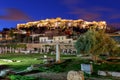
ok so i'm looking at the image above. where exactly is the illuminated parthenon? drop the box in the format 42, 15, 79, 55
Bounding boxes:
17, 17, 107, 30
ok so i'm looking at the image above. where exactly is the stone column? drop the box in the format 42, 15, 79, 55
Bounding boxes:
41, 47, 44, 54
9, 47, 12, 53
2, 47, 5, 53
63, 49, 65, 55
38, 48, 40, 53
5, 47, 7, 53
19, 48, 21, 53
44, 46, 46, 53
46, 47, 49, 53
40, 48, 42, 54
0, 47, 1, 54
12, 48, 15, 53
67, 71, 84, 80
56, 43, 60, 63
67, 49, 70, 54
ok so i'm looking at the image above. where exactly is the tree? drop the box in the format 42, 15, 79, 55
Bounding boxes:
91, 30, 117, 55
75, 29, 96, 54
2, 28, 10, 32
8, 30, 15, 39
111, 47, 120, 56
75, 29, 117, 62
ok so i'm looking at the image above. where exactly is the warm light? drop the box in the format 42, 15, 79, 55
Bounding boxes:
16, 17, 107, 30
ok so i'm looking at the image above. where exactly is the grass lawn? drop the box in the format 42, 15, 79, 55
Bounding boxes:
42, 57, 120, 73
0, 53, 119, 73
0, 53, 119, 80
0, 53, 45, 71
0, 53, 76, 71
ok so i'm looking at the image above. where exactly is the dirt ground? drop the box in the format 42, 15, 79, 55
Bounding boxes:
25, 72, 67, 80
25, 72, 120, 80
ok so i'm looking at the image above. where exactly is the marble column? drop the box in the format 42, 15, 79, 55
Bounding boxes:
56, 43, 60, 63
9, 47, 12, 53
5, 47, 7, 53
0, 47, 1, 54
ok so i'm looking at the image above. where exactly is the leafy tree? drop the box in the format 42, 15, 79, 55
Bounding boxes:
8, 30, 15, 39
75, 29, 117, 62
6, 44, 26, 49
111, 47, 120, 57
2, 28, 10, 32
75, 29, 96, 54
91, 30, 117, 55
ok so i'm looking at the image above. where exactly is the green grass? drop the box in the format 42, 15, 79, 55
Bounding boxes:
40, 58, 84, 73
0, 53, 119, 80
0, 53, 119, 73
8, 75, 50, 80
43, 58, 120, 73
0, 53, 76, 71
93, 63, 120, 72
0, 53, 45, 71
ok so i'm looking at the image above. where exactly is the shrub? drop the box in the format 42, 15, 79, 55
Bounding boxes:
38, 67, 48, 72
8, 75, 36, 80
93, 63, 120, 72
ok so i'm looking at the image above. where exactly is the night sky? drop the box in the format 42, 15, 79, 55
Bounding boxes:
0, 0, 120, 30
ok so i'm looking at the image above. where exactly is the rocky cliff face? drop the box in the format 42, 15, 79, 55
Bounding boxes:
17, 18, 106, 30
16, 18, 107, 36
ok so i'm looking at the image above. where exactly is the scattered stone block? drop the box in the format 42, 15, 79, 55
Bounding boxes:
16, 60, 21, 62
98, 70, 120, 77
0, 69, 11, 77
67, 71, 84, 80
1, 59, 22, 63
26, 66, 33, 72
81, 64, 93, 74
98, 71, 107, 76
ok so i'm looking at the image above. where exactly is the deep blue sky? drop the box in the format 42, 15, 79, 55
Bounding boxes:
0, 0, 120, 30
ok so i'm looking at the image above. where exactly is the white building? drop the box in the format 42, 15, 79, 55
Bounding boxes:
53, 36, 66, 43
39, 37, 48, 43
39, 36, 74, 44
53, 36, 73, 43
39, 37, 53, 43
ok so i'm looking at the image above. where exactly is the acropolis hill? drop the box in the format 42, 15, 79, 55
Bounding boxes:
17, 17, 106, 30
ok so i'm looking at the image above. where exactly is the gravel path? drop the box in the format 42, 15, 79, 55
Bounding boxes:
25, 72, 120, 80
25, 72, 67, 80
